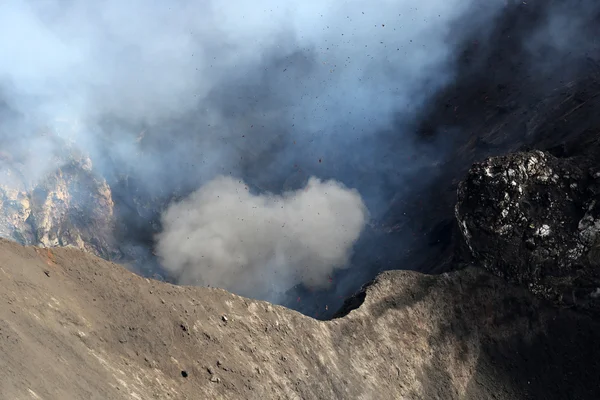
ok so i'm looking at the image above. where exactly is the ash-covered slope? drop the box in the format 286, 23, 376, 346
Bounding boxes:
0, 238, 598, 400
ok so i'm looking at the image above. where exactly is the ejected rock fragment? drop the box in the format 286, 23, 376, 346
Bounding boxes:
456, 150, 600, 314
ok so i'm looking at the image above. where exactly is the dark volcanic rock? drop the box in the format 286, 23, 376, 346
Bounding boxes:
456, 150, 600, 313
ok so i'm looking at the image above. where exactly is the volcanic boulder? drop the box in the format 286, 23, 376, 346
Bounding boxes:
456, 150, 600, 313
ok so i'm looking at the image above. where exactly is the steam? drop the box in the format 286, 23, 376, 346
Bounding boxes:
0, 0, 504, 189
156, 176, 367, 299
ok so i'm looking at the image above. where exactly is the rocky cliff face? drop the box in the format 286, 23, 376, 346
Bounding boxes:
0, 154, 119, 260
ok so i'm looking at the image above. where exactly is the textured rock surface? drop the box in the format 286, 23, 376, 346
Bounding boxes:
456, 150, 600, 314
0, 155, 119, 260
0, 239, 598, 399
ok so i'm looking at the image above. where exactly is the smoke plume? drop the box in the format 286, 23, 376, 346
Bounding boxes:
156, 176, 367, 299
0, 0, 503, 192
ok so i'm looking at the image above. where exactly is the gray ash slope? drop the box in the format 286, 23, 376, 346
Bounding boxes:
1, 239, 600, 399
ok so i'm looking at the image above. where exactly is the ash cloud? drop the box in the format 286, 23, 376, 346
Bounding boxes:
156, 176, 367, 299
0, 0, 503, 193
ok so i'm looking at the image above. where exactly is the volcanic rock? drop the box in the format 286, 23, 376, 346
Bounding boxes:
0, 154, 119, 260
456, 150, 600, 314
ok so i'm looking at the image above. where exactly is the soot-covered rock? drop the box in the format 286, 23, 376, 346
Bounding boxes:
456, 150, 600, 314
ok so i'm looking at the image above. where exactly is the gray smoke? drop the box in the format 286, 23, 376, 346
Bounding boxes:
156, 176, 367, 299
0, 0, 503, 187
524, 0, 600, 81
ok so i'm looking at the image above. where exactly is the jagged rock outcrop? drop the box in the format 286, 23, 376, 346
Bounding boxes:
456, 150, 600, 314
0, 154, 120, 260
0, 239, 598, 399
0, 167, 33, 243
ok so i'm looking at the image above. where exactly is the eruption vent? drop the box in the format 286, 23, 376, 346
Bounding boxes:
156, 176, 368, 300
